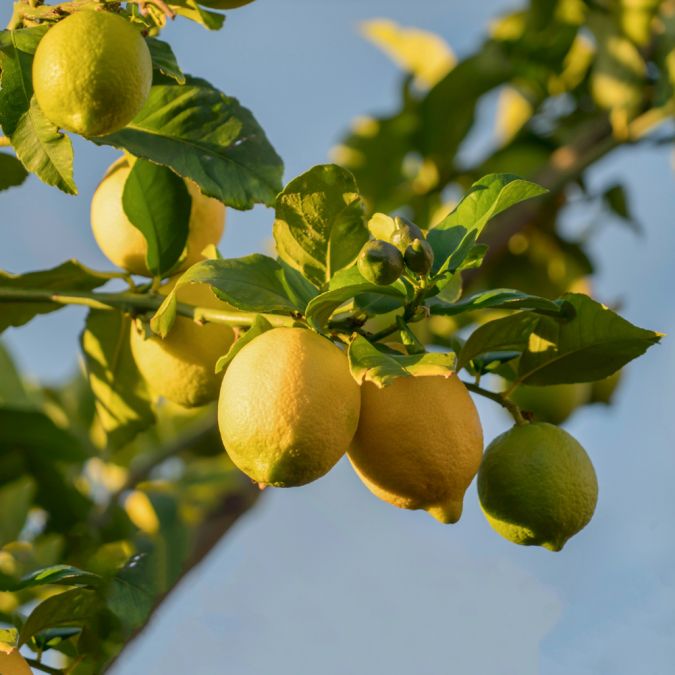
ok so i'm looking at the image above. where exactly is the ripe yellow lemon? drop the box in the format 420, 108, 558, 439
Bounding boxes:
131, 279, 235, 408
32, 11, 152, 137
91, 157, 225, 276
477, 422, 598, 551
218, 328, 360, 487
348, 375, 483, 524
0, 643, 32, 675
511, 383, 591, 425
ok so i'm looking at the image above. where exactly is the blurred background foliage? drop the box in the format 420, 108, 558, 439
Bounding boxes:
0, 0, 672, 672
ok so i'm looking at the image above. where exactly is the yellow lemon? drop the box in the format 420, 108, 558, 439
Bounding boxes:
91, 157, 225, 276
348, 374, 483, 524
218, 328, 361, 487
477, 422, 598, 551
131, 279, 235, 408
33, 11, 152, 137
0, 643, 32, 675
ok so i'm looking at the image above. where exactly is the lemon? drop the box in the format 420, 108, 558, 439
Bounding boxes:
357, 240, 404, 285
511, 383, 591, 425
131, 278, 235, 408
32, 11, 152, 137
0, 643, 32, 675
348, 374, 483, 523
218, 328, 361, 487
91, 157, 225, 276
477, 422, 598, 551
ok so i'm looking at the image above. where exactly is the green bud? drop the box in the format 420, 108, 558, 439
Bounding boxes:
357, 240, 404, 286
404, 238, 434, 276
391, 216, 425, 251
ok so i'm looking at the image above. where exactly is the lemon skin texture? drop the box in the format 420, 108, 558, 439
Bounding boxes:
0, 643, 33, 675
32, 11, 152, 137
218, 328, 361, 487
91, 158, 225, 276
348, 375, 484, 524
131, 279, 235, 408
511, 383, 590, 425
477, 422, 598, 551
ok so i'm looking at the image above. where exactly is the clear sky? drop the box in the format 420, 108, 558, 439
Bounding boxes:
1, 2, 674, 674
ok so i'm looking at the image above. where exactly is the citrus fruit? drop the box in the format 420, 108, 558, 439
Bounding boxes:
0, 643, 32, 675
131, 278, 235, 408
32, 11, 152, 137
357, 240, 404, 285
477, 422, 598, 551
404, 238, 434, 275
589, 370, 622, 405
218, 328, 360, 487
511, 383, 591, 425
91, 157, 225, 276
391, 216, 424, 251
348, 374, 483, 523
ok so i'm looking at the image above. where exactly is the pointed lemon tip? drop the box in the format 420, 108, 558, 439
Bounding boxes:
426, 499, 463, 524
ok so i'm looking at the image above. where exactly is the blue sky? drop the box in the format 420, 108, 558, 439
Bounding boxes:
1, 1, 674, 673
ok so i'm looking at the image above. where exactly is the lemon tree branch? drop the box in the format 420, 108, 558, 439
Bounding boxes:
463, 380, 528, 426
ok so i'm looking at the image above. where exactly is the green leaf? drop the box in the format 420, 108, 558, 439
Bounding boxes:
169, 0, 227, 30
0, 408, 90, 463
0, 341, 32, 408
397, 316, 425, 354
80, 311, 156, 450
0, 152, 28, 191
0, 476, 35, 547
277, 259, 320, 311
348, 335, 456, 387
106, 553, 157, 632
122, 159, 191, 276
10, 565, 101, 592
95, 76, 283, 209
215, 314, 272, 374
273, 165, 367, 289
0, 260, 109, 333
146, 37, 185, 84
19, 588, 100, 646
458, 311, 542, 370
305, 266, 406, 330
516, 294, 662, 385
170, 256, 300, 315
429, 288, 565, 317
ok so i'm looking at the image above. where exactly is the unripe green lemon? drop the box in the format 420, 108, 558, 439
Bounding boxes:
199, 0, 255, 8
131, 278, 235, 408
511, 383, 591, 425
91, 157, 225, 276
478, 423, 598, 551
589, 370, 623, 405
0, 642, 32, 675
404, 238, 434, 275
218, 328, 361, 487
357, 240, 404, 285
33, 11, 152, 137
391, 216, 425, 251
348, 375, 483, 524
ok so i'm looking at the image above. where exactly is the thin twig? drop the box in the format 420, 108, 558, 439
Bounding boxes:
463, 380, 527, 426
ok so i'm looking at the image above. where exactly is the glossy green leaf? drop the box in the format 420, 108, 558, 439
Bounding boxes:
305, 266, 406, 329
122, 159, 192, 276
95, 77, 283, 209
0, 260, 109, 333
0, 152, 28, 191
10, 565, 101, 592
19, 588, 100, 646
273, 164, 367, 289
169, 1, 227, 30
81, 311, 155, 450
106, 553, 158, 632
0, 341, 32, 408
429, 288, 565, 317
146, 37, 185, 84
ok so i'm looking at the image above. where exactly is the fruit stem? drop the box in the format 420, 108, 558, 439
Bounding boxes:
462, 381, 528, 426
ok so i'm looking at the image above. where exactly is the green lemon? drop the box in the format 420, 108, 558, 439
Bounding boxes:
391, 216, 425, 251
32, 11, 152, 137
357, 240, 404, 285
404, 238, 434, 275
511, 383, 590, 425
477, 422, 598, 551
